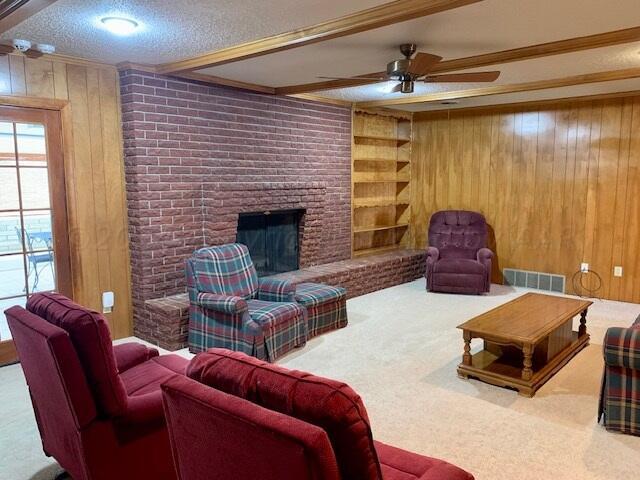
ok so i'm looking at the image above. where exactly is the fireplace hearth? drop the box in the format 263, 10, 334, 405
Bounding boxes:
236, 209, 303, 276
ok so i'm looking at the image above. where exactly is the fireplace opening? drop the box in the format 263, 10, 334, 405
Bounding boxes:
236, 209, 303, 276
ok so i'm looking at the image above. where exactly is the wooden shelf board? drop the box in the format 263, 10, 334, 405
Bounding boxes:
353, 134, 411, 144
353, 198, 410, 208
353, 244, 400, 257
353, 178, 410, 184
353, 157, 410, 163
353, 223, 409, 233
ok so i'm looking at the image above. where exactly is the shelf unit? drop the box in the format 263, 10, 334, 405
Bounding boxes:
351, 108, 412, 257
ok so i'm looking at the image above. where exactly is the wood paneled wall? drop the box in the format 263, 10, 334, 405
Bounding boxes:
411, 95, 640, 303
0, 54, 132, 338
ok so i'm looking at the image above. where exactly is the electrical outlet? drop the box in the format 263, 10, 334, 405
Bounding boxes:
102, 291, 114, 314
614, 266, 623, 277
580, 263, 589, 273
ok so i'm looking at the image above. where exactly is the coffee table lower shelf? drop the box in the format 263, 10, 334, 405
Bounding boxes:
457, 332, 589, 397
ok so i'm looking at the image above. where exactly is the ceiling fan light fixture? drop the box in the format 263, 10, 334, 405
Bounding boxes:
101, 17, 139, 36
400, 80, 414, 94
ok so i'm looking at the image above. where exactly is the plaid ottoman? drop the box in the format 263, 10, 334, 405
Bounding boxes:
294, 283, 348, 338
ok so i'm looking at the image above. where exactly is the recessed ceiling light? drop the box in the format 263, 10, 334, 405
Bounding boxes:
101, 17, 139, 36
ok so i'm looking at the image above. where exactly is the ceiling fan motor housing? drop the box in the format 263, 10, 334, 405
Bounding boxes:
387, 58, 411, 77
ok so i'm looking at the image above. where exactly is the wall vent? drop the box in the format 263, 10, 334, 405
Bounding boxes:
503, 268, 565, 293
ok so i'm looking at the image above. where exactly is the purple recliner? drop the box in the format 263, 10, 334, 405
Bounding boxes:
425, 210, 493, 294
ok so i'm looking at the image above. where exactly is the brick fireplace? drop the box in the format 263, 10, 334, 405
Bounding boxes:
203, 181, 331, 267
119, 69, 352, 342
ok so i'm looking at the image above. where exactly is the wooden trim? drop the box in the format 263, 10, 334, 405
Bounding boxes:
413, 90, 640, 117
3, 52, 117, 71
117, 62, 276, 94
0, 105, 73, 297
354, 106, 412, 119
278, 26, 640, 94
0, 94, 67, 110
431, 26, 640, 73
277, 75, 387, 95
116, 61, 158, 73
58, 100, 76, 298
287, 93, 352, 106
176, 71, 276, 94
156, 0, 482, 74
0, 0, 57, 33
44, 108, 72, 297
45, 52, 116, 70
0, 340, 17, 365
356, 67, 640, 107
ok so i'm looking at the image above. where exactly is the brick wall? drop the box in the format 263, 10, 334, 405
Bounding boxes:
119, 69, 352, 341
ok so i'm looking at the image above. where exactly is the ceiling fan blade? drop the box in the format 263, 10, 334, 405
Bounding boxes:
407, 52, 443, 76
423, 71, 501, 83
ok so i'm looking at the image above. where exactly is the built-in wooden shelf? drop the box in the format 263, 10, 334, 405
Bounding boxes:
353, 223, 409, 234
352, 109, 412, 258
353, 157, 410, 163
353, 198, 410, 208
353, 134, 411, 144
353, 178, 410, 184
353, 245, 400, 257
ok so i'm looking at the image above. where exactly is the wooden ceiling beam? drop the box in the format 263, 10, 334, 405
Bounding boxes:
413, 89, 640, 116
176, 71, 276, 94
355, 67, 640, 108
277, 26, 640, 95
286, 93, 352, 107
156, 0, 483, 74
117, 62, 276, 94
0, 0, 58, 34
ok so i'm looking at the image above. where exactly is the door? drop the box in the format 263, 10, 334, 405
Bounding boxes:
0, 106, 71, 365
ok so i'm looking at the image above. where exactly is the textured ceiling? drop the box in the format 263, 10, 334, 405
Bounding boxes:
3, 0, 640, 110
2, 0, 385, 64
199, 0, 640, 88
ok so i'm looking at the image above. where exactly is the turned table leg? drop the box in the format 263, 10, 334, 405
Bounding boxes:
462, 331, 472, 366
522, 343, 534, 381
579, 309, 588, 337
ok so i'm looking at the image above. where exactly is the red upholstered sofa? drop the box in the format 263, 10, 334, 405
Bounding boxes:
5, 292, 189, 480
162, 348, 474, 480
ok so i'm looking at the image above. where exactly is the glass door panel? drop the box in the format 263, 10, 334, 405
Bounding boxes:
22, 210, 55, 293
0, 120, 57, 341
0, 121, 15, 166
16, 123, 47, 167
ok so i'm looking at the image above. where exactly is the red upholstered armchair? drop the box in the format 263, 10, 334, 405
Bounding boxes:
426, 210, 493, 294
5, 292, 188, 480
162, 349, 474, 480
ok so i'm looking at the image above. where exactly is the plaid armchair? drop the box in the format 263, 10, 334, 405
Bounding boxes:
186, 243, 307, 362
598, 316, 640, 435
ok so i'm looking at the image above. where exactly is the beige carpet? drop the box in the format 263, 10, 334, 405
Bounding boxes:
2, 280, 640, 479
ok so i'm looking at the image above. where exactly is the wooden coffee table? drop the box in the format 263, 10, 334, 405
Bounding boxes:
457, 293, 592, 397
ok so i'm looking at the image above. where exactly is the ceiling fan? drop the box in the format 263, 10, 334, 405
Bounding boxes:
0, 39, 55, 59
318, 44, 500, 94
